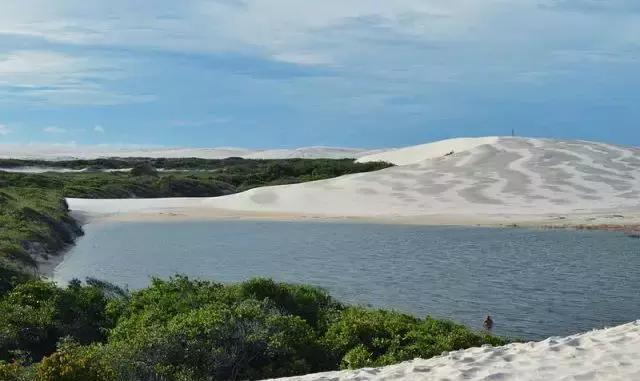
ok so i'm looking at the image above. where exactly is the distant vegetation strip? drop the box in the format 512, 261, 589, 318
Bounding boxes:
0, 157, 390, 171
0, 276, 508, 380
0, 158, 392, 282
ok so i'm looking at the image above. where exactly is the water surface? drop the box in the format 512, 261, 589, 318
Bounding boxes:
54, 220, 640, 340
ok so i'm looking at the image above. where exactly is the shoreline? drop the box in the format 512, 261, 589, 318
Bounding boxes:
36, 245, 72, 280
70, 206, 640, 234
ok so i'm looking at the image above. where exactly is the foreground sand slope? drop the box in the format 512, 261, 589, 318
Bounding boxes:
267, 320, 640, 381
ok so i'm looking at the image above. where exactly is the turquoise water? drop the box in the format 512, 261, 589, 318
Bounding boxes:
54, 220, 640, 340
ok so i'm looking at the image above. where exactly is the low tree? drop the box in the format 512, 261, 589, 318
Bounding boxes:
130, 162, 158, 177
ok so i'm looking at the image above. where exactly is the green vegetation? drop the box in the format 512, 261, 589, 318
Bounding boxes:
0, 156, 391, 173
0, 187, 81, 290
0, 158, 391, 279
1, 158, 391, 198
0, 158, 505, 379
0, 276, 508, 380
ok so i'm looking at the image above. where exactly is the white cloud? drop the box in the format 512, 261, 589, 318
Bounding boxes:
0, 0, 637, 113
0, 1, 487, 61
43, 126, 67, 134
0, 124, 11, 135
271, 52, 333, 65
93, 125, 105, 133
0, 50, 101, 86
0, 2, 634, 63
0, 50, 153, 106
0, 1, 635, 77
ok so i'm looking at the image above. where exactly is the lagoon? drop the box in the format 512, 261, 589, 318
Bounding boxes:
54, 220, 640, 340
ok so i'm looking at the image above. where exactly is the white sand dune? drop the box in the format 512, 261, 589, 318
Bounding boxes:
244, 147, 385, 160
203, 137, 640, 218
66, 137, 640, 226
356, 136, 500, 165
0, 166, 92, 173
0, 144, 373, 160
268, 320, 640, 381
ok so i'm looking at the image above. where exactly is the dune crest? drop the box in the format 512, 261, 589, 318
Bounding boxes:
356, 136, 500, 165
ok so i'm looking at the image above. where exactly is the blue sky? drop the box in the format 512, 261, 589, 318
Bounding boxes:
0, 0, 639, 148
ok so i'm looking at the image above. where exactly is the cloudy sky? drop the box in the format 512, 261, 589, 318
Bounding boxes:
0, 0, 639, 148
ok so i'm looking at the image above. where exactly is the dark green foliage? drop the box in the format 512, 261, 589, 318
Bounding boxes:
0, 276, 509, 380
323, 307, 420, 368
0, 187, 82, 268
130, 162, 158, 177
110, 299, 317, 380
236, 278, 342, 332
0, 157, 392, 174
36, 339, 115, 381
0, 259, 33, 297
0, 280, 114, 362
323, 309, 508, 369
0, 359, 34, 381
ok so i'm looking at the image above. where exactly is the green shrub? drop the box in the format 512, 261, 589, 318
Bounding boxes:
110, 300, 316, 380
0, 280, 114, 362
36, 340, 114, 381
323, 308, 508, 369
130, 162, 158, 177
0, 260, 33, 297
0, 276, 507, 380
235, 278, 342, 331
0, 360, 33, 381
323, 307, 420, 368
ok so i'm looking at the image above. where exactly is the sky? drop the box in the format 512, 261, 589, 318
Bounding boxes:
0, 0, 639, 149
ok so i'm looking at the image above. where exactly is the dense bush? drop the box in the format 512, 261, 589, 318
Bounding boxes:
0, 157, 392, 174
0, 279, 115, 362
0, 188, 82, 269
36, 340, 114, 381
0, 259, 32, 297
130, 163, 158, 177
0, 277, 508, 380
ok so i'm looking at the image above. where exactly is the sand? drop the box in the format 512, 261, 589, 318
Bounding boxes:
356, 136, 500, 165
267, 320, 640, 381
0, 144, 376, 160
66, 137, 640, 231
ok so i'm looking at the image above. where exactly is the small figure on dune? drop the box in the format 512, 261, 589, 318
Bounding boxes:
444, 150, 455, 157
483, 315, 494, 330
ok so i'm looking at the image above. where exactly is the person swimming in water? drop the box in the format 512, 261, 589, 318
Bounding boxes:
483, 315, 494, 330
